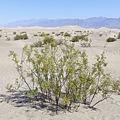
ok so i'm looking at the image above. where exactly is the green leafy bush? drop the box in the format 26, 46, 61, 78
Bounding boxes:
8, 42, 118, 114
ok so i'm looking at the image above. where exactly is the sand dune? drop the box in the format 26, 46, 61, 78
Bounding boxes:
0, 26, 120, 120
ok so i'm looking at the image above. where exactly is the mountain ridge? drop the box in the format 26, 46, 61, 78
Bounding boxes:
1, 17, 120, 28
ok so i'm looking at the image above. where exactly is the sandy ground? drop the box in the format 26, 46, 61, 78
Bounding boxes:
0, 26, 120, 120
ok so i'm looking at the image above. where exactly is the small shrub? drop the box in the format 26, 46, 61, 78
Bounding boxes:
52, 32, 55, 34
43, 36, 55, 44
106, 37, 116, 42
6, 37, 10, 41
81, 37, 92, 47
21, 34, 28, 39
99, 34, 102, 37
40, 32, 50, 37
0, 35, 2, 37
14, 34, 28, 40
71, 36, 80, 42
33, 34, 38, 37
13, 32, 16, 35
104, 37, 116, 48
55, 33, 61, 36
20, 31, 26, 34
32, 40, 43, 47
60, 32, 64, 34
64, 32, 71, 38
56, 39, 63, 45
14, 34, 21, 40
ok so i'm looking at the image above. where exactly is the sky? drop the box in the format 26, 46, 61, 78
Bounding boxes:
0, 0, 120, 24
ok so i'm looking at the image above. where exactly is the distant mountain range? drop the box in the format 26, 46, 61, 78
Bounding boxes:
1, 17, 120, 28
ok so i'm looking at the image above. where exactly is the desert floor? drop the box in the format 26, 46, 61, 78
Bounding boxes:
0, 26, 120, 120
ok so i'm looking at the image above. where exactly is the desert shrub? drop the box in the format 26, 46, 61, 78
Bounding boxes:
14, 34, 21, 40
56, 39, 63, 45
0, 35, 2, 37
117, 32, 120, 39
64, 32, 71, 38
106, 37, 116, 42
80, 37, 92, 47
20, 31, 26, 34
75, 30, 82, 32
104, 37, 116, 48
40, 32, 50, 37
8, 42, 119, 114
99, 34, 102, 37
52, 32, 55, 34
33, 34, 38, 37
71, 35, 88, 43
43, 35, 55, 44
6, 37, 10, 41
79, 35, 87, 39
13, 32, 16, 35
55, 33, 61, 36
71, 36, 80, 42
14, 34, 28, 40
21, 34, 28, 39
32, 40, 43, 47
60, 32, 64, 34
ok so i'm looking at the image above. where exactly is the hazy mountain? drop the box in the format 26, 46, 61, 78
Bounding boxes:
1, 17, 120, 28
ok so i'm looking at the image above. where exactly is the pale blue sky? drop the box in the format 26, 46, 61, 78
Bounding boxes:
0, 0, 120, 24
